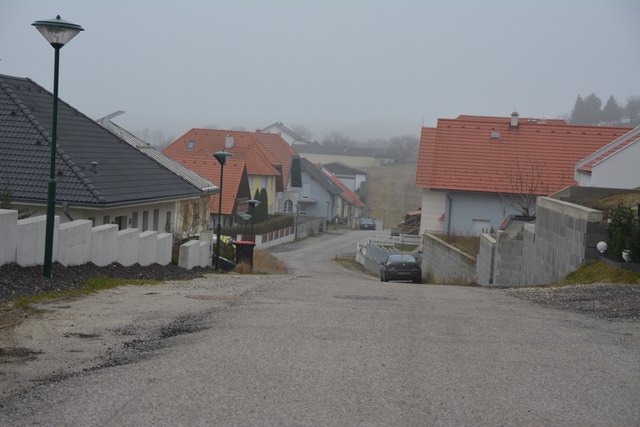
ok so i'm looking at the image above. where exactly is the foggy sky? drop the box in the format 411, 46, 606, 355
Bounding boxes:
2, 0, 639, 142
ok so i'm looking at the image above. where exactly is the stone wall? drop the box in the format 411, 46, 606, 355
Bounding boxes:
476, 234, 495, 285
478, 197, 608, 286
422, 234, 476, 284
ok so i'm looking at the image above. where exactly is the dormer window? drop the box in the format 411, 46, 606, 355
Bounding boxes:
187, 140, 195, 149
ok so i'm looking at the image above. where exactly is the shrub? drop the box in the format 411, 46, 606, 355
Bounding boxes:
608, 204, 639, 262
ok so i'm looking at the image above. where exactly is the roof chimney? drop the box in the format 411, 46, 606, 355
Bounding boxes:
510, 112, 519, 127
91, 161, 99, 173
224, 134, 234, 149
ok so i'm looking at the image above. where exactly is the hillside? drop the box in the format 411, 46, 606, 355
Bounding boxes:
363, 162, 422, 229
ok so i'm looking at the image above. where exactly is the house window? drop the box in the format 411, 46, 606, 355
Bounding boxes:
115, 216, 126, 230
472, 219, 491, 235
153, 209, 159, 231
142, 211, 149, 231
165, 211, 172, 232
187, 140, 195, 149
284, 200, 294, 213
298, 204, 307, 215
103, 215, 110, 225
132, 212, 138, 228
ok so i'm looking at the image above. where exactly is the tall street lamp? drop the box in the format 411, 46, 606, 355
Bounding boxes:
247, 199, 261, 242
213, 151, 232, 270
32, 15, 84, 278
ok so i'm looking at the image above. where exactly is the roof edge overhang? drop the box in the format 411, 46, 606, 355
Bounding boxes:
12, 192, 214, 210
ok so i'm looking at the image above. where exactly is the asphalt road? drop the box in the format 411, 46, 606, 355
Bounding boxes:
1, 230, 639, 426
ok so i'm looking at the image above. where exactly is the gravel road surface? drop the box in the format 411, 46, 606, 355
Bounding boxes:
1, 230, 639, 426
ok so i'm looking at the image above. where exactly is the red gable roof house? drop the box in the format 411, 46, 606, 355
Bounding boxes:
163, 129, 302, 216
575, 125, 640, 189
415, 113, 632, 235
173, 156, 251, 228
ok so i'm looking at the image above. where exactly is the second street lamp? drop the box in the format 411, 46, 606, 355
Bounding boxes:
213, 151, 231, 270
247, 199, 261, 242
32, 15, 84, 278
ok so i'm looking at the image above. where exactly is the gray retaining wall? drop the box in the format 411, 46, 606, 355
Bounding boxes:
422, 234, 476, 284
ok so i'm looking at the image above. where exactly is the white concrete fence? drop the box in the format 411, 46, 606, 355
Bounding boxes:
0, 209, 172, 269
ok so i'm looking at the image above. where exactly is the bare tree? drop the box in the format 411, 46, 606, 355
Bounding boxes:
500, 159, 559, 217
290, 123, 313, 141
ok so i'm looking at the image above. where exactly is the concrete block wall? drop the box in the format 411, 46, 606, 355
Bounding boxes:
0, 209, 18, 265
477, 197, 608, 287
178, 240, 200, 270
58, 220, 92, 267
0, 210, 178, 270
156, 233, 173, 266
198, 241, 211, 267
493, 228, 525, 286
16, 215, 59, 267
476, 233, 495, 285
527, 197, 603, 284
138, 231, 158, 267
422, 234, 476, 284
91, 224, 118, 267
117, 228, 140, 267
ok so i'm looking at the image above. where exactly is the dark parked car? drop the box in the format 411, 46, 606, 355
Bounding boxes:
380, 254, 422, 283
360, 218, 376, 230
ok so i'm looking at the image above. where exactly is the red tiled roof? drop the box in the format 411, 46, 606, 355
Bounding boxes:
416, 115, 632, 195
577, 127, 640, 174
327, 173, 365, 208
163, 129, 280, 178
174, 156, 248, 215
253, 132, 299, 188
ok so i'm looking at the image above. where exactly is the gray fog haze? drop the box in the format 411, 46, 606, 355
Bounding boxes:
2, 0, 639, 141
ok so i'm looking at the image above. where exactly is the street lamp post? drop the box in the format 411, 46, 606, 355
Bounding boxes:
32, 15, 84, 278
213, 151, 232, 270
238, 213, 251, 239
247, 199, 261, 242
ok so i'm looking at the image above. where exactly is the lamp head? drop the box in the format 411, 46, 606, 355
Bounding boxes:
32, 15, 84, 48
248, 199, 261, 208
213, 151, 232, 165
596, 241, 608, 255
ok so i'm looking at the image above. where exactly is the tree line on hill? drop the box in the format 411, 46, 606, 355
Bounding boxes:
569, 94, 640, 127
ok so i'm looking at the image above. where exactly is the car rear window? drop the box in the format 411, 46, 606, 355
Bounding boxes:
388, 255, 416, 263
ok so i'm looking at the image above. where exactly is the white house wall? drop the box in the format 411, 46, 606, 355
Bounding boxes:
420, 189, 446, 235
590, 141, 640, 188
299, 171, 334, 219
446, 191, 525, 235
13, 200, 184, 235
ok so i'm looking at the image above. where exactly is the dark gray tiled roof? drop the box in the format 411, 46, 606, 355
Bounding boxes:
0, 74, 209, 207
300, 158, 341, 195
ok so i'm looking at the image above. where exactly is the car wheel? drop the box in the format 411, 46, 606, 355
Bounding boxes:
413, 276, 421, 284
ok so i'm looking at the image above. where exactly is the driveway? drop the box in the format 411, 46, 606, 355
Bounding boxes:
1, 230, 639, 426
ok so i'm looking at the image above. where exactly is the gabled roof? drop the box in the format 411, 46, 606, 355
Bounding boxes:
97, 112, 217, 192
174, 156, 249, 215
163, 129, 281, 180
253, 131, 301, 188
416, 114, 632, 195
300, 158, 342, 195
0, 74, 208, 207
261, 122, 312, 144
576, 126, 640, 175
322, 162, 367, 176
326, 172, 365, 208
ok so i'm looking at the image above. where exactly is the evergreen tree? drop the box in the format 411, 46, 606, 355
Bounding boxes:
602, 95, 622, 124
257, 188, 269, 223
583, 93, 603, 124
569, 95, 587, 124
625, 96, 640, 126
